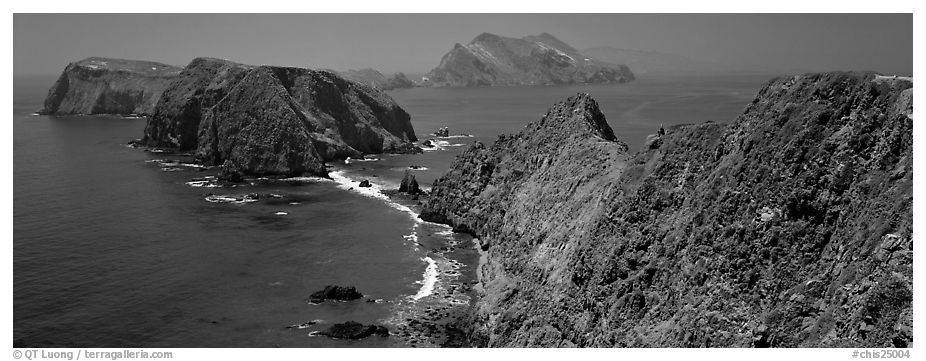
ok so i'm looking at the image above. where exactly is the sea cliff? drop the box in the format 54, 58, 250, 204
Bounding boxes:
138, 57, 419, 178
421, 72, 913, 347
41, 57, 182, 116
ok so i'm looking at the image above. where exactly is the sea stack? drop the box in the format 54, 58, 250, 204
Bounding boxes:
425, 32, 635, 87
40, 57, 182, 116
422, 72, 912, 347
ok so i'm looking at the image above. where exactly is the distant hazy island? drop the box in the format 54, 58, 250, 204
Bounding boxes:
423, 32, 635, 87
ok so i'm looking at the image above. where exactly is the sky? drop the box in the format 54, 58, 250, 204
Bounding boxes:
14, 13, 913, 76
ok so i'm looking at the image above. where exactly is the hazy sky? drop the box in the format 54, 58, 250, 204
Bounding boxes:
14, 13, 913, 76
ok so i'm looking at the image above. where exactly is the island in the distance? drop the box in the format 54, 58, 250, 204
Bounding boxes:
338, 68, 415, 90
41, 57, 182, 116
41, 57, 419, 179
424, 32, 635, 87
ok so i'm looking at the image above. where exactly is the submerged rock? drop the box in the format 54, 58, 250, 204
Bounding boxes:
308, 285, 364, 303
319, 321, 390, 339
434, 127, 450, 137
41, 57, 182, 115
358, 180, 372, 188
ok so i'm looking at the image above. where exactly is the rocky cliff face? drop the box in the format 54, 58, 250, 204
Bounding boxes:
339, 68, 415, 90
425, 32, 635, 87
41, 57, 182, 115
142, 58, 418, 177
421, 72, 912, 347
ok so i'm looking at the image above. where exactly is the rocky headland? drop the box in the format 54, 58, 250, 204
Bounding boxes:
40, 57, 182, 116
421, 71, 913, 347
142, 58, 419, 178
425, 32, 635, 87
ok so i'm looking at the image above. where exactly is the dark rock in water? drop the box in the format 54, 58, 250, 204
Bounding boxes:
358, 180, 372, 188
217, 159, 244, 182
425, 32, 634, 87
308, 285, 364, 303
422, 139, 435, 148
136, 57, 419, 178
434, 127, 450, 137
319, 321, 389, 339
399, 170, 421, 194
422, 72, 913, 347
41, 57, 182, 116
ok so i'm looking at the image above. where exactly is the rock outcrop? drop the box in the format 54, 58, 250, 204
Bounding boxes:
308, 285, 364, 303
141, 57, 419, 178
41, 57, 182, 115
319, 321, 390, 339
339, 68, 415, 90
399, 170, 422, 195
425, 32, 634, 87
421, 72, 912, 347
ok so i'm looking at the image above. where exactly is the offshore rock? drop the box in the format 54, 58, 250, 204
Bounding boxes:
41, 57, 182, 115
399, 170, 422, 195
319, 321, 390, 339
308, 285, 364, 303
421, 72, 912, 347
425, 32, 634, 87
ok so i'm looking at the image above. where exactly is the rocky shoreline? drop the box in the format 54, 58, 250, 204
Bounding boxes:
420, 72, 913, 347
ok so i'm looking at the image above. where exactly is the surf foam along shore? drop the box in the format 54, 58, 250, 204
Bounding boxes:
412, 256, 439, 300
326, 168, 462, 304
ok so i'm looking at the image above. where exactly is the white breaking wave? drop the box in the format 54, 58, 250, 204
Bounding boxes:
279, 176, 332, 183
412, 256, 439, 300
275, 211, 288, 216
186, 180, 222, 188
205, 195, 258, 204
437, 134, 475, 139
328, 170, 421, 222
147, 159, 208, 169
344, 157, 380, 164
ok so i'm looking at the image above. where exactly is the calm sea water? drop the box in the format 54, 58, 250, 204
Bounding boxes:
13, 73, 772, 347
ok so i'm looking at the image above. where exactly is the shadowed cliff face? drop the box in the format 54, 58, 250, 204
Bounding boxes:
41, 57, 182, 116
425, 32, 635, 87
421, 72, 912, 347
142, 58, 254, 150
140, 58, 419, 177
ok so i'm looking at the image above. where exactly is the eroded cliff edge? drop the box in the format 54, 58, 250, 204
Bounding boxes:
41, 57, 182, 115
140, 57, 419, 178
421, 72, 913, 347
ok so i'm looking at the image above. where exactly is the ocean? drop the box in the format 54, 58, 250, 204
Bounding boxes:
13, 73, 772, 347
